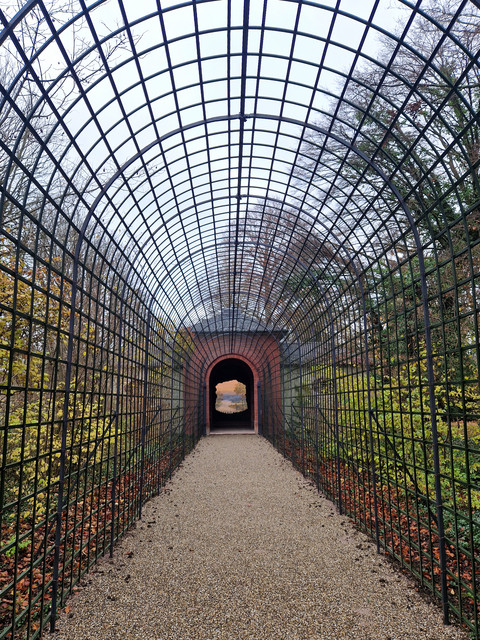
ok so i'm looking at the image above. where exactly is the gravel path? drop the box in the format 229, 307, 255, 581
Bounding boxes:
54, 435, 469, 640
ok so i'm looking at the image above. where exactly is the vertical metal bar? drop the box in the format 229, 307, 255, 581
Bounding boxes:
157, 324, 166, 494
315, 399, 320, 492
298, 344, 305, 475
257, 381, 262, 435
419, 257, 449, 624
110, 289, 125, 557
203, 382, 207, 436
331, 310, 342, 515
181, 370, 186, 460
50, 269, 79, 632
281, 357, 286, 449
284, 358, 288, 458
359, 276, 381, 553
169, 341, 175, 479
138, 309, 151, 520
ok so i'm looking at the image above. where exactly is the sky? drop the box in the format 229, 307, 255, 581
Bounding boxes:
0, 0, 408, 323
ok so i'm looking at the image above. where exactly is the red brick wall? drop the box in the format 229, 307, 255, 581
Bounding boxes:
184, 333, 282, 436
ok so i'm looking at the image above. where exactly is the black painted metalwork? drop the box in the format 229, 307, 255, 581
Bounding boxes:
1, 0, 480, 637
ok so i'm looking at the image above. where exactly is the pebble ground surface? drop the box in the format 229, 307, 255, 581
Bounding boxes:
54, 435, 470, 640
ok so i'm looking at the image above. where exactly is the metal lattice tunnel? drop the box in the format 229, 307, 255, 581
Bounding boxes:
1, 0, 480, 636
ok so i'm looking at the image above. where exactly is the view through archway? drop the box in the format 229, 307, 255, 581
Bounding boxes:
215, 380, 247, 414
208, 358, 255, 432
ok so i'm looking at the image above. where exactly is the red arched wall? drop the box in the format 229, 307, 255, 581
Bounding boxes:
205, 354, 259, 434
184, 333, 282, 438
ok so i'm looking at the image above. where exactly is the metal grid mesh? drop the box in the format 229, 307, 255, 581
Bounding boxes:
1, 0, 480, 636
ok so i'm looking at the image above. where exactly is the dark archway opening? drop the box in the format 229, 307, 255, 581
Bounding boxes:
209, 358, 254, 432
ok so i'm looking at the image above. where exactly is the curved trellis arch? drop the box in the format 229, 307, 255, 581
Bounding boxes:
1, 0, 480, 637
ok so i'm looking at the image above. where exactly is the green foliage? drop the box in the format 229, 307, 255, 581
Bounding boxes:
0, 239, 116, 522
303, 351, 480, 528
4, 537, 30, 558
445, 510, 480, 550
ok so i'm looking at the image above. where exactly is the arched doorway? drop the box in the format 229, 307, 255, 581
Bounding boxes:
207, 357, 256, 433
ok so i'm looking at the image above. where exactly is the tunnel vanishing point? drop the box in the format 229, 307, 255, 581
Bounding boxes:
1, 0, 480, 637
